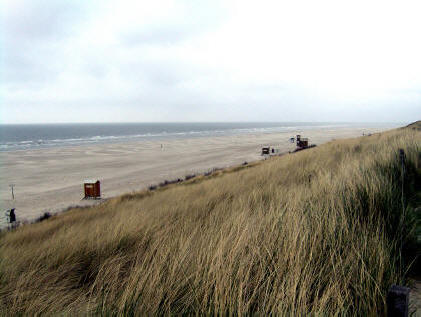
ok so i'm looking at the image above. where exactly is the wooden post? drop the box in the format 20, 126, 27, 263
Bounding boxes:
387, 285, 410, 317
9, 184, 15, 200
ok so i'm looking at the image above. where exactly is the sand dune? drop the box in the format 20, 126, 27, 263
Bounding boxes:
0, 125, 398, 227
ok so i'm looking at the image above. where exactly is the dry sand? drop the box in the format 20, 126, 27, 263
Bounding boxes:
0, 125, 399, 228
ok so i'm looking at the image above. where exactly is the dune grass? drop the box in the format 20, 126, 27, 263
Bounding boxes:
0, 125, 420, 315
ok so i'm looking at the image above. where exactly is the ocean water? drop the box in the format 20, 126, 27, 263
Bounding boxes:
0, 122, 389, 152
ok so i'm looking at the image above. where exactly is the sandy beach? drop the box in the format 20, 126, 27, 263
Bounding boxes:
0, 124, 399, 227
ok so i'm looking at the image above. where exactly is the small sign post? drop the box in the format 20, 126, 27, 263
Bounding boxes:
9, 184, 15, 200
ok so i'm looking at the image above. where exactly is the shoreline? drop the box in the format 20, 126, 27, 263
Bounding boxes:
0, 122, 400, 153
0, 124, 400, 227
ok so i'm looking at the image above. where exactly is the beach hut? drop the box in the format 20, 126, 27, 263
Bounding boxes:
84, 180, 101, 199
261, 146, 270, 155
261, 146, 280, 156
296, 135, 309, 148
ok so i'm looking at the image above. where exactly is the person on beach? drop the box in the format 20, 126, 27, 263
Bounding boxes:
9, 208, 16, 223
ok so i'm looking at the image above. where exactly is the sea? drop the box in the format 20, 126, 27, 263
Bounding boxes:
0, 122, 398, 152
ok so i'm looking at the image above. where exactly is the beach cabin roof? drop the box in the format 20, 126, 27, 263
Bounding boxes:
84, 179, 99, 184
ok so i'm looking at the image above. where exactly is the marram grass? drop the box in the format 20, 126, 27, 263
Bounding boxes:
0, 125, 420, 315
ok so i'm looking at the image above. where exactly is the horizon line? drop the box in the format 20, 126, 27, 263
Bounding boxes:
0, 121, 409, 125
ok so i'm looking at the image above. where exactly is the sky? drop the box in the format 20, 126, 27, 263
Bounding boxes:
1, 0, 420, 123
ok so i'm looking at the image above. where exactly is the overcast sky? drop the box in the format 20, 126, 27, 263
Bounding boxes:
1, 0, 420, 123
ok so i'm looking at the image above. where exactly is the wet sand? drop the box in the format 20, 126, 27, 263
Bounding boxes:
0, 124, 399, 227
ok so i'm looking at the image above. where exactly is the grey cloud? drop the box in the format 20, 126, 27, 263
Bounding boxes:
1, 46, 62, 86
82, 58, 109, 79
2, 1, 88, 42
115, 57, 206, 88
1, 1, 90, 85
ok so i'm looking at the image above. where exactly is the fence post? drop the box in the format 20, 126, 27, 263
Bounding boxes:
9, 184, 15, 200
387, 285, 410, 317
